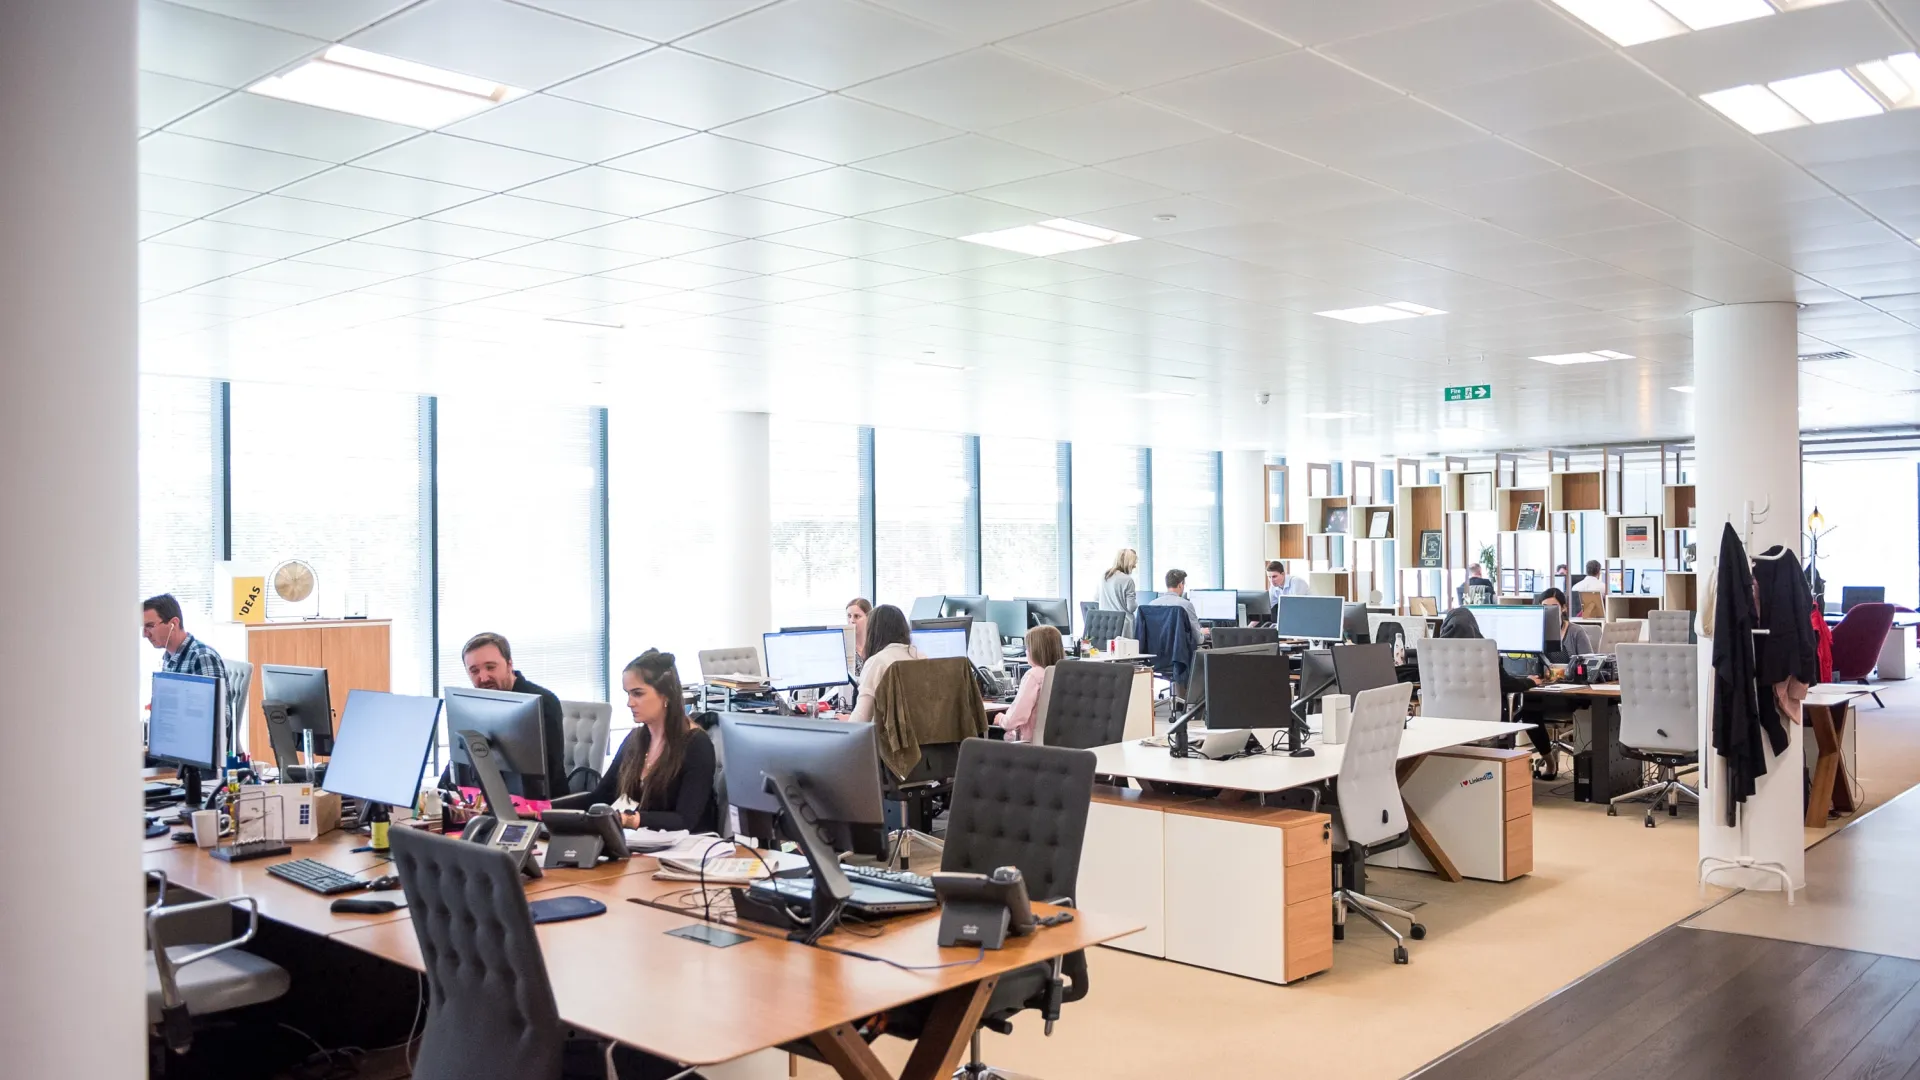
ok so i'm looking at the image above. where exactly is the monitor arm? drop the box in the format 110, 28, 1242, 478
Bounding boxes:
761, 769, 852, 946
453, 729, 521, 823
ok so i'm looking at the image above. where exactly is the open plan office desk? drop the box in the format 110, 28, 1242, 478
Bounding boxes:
144, 829, 1136, 1079
1805, 684, 1874, 828
1079, 716, 1529, 985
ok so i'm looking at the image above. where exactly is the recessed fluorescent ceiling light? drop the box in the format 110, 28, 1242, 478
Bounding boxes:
960, 218, 1139, 257
1701, 84, 1808, 133
1306, 411, 1364, 420
916, 359, 972, 371
1671, 385, 1696, 393
1768, 69, 1884, 123
249, 45, 525, 128
1131, 390, 1194, 400
1653, 0, 1775, 30
1548, 0, 1686, 45
1314, 301, 1447, 324
1531, 350, 1633, 365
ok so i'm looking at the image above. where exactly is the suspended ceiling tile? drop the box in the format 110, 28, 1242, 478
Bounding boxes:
1001, 0, 1294, 91
441, 93, 692, 164
677, 0, 970, 90
549, 46, 819, 130
343, 0, 650, 89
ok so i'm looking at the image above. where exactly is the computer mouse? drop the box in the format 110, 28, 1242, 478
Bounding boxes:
365, 874, 401, 891
331, 897, 401, 914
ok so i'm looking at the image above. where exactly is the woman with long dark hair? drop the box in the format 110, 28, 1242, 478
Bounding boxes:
848, 604, 921, 726
580, 649, 717, 833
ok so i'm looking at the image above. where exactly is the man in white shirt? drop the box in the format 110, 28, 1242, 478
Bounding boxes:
1571, 559, 1607, 593
1267, 560, 1311, 609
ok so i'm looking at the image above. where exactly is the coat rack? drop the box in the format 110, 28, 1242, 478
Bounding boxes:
1697, 497, 1799, 904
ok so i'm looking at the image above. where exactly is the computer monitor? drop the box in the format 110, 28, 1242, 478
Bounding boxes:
718, 712, 887, 941
320, 690, 443, 811
911, 626, 969, 659
1189, 589, 1239, 622
1622, 569, 1635, 593
1341, 602, 1370, 642
150, 671, 220, 804
1187, 643, 1278, 707
1466, 605, 1547, 653
911, 616, 973, 637
909, 595, 946, 621
1276, 595, 1344, 640
981, 599, 1031, 641
260, 663, 335, 759
1640, 569, 1661, 596
1331, 643, 1398, 698
1542, 603, 1564, 645
763, 628, 853, 691
941, 595, 984, 618
1017, 597, 1071, 632
1842, 586, 1885, 612
1297, 649, 1337, 706
444, 687, 551, 801
1237, 590, 1273, 620
1205, 650, 1305, 754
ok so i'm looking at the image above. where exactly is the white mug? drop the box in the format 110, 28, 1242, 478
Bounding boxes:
190, 808, 224, 848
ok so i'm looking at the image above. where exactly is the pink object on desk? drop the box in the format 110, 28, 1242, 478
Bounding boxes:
457, 786, 551, 817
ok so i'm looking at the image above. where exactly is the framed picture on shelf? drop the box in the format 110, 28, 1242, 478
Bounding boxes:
1515, 501, 1543, 531
1465, 473, 1493, 512
1419, 530, 1443, 568
1323, 507, 1349, 534
1368, 509, 1392, 539
1607, 568, 1625, 593
1619, 516, 1656, 559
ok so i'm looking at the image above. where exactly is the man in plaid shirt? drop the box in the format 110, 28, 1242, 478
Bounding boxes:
142, 593, 241, 732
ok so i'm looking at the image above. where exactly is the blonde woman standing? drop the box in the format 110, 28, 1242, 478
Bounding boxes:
1097, 547, 1139, 615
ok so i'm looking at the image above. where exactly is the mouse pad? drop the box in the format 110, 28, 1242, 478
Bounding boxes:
529, 896, 607, 924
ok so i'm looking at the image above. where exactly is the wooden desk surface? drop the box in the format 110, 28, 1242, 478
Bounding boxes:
1089, 716, 1529, 794
1529, 683, 1620, 698
333, 867, 1134, 1066
142, 827, 653, 939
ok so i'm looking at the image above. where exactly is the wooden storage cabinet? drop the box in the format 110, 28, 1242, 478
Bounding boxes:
1163, 804, 1332, 984
245, 619, 391, 761
1369, 747, 1532, 882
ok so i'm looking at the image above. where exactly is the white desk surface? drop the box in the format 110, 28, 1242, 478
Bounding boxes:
1807, 685, 1875, 707
1090, 716, 1530, 794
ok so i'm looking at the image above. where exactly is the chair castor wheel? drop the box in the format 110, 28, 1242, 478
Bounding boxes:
1394, 946, 1409, 965
1670, 802, 1680, 816
1607, 805, 1618, 816
1644, 813, 1656, 828
1333, 924, 1344, 941
1410, 924, 1427, 940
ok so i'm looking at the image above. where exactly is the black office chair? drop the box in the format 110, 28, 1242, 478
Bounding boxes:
891, 739, 1099, 1078
1211, 626, 1279, 649
1083, 608, 1129, 644
1040, 659, 1134, 749
1374, 620, 1407, 650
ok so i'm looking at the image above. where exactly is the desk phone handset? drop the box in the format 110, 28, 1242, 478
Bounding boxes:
933, 866, 1037, 949
540, 804, 630, 870
458, 814, 543, 879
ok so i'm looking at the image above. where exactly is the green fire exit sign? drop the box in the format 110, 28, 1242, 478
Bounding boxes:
1444, 385, 1491, 402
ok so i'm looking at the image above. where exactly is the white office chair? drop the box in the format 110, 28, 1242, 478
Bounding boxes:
557, 699, 612, 794
1645, 609, 1691, 645
697, 646, 761, 680
1600, 619, 1646, 652
1330, 682, 1424, 964
1609, 643, 1701, 827
145, 871, 291, 1067
1415, 637, 1502, 722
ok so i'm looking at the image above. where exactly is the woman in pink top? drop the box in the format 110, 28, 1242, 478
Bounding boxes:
999, 625, 1064, 743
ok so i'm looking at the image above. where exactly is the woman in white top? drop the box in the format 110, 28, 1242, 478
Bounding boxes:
848, 604, 922, 726
1096, 547, 1139, 615
998, 625, 1063, 743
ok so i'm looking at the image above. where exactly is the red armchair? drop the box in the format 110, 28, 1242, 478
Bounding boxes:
1831, 602, 1897, 707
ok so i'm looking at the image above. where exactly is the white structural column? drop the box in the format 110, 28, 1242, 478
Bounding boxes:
0, 0, 144, 1073
1221, 450, 1267, 591
714, 412, 773, 648
1692, 302, 1804, 892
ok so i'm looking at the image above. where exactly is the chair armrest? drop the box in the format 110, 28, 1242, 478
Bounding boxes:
148, 896, 262, 1012
145, 870, 168, 916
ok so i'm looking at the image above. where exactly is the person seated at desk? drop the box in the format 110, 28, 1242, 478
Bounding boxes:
1149, 569, 1209, 642
455, 631, 569, 798
1268, 560, 1310, 608
576, 649, 717, 833
1439, 607, 1553, 771
1457, 562, 1494, 603
998, 625, 1063, 743
846, 597, 872, 667
143, 592, 244, 724
1537, 588, 1594, 657
1098, 547, 1140, 616
849, 604, 923, 726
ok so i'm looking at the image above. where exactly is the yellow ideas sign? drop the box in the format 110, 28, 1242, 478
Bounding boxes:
232, 576, 266, 624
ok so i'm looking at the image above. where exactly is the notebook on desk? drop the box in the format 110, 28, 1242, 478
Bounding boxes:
745, 876, 938, 916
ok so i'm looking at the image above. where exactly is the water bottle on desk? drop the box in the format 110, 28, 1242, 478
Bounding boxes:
1393, 633, 1406, 666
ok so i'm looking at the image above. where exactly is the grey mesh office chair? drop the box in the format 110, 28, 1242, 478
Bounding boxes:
1041, 660, 1134, 750
1330, 682, 1425, 964
557, 699, 611, 794
145, 870, 291, 1064
1645, 609, 1691, 645
1609, 643, 1701, 827
1083, 608, 1130, 644
1415, 637, 1502, 722
1600, 619, 1646, 652
1211, 626, 1279, 649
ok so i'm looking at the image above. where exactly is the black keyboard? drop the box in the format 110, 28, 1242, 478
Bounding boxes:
209, 840, 292, 863
267, 858, 367, 895
843, 863, 936, 898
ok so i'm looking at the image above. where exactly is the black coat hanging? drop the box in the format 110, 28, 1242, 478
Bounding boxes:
1710, 523, 1767, 825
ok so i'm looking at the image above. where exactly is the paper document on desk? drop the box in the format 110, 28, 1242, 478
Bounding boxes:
647, 832, 738, 863
623, 827, 690, 852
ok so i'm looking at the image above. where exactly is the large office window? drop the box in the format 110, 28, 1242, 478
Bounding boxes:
981, 437, 1065, 600
607, 408, 727, 689
138, 375, 223, 694
1072, 446, 1150, 605
437, 400, 604, 702
228, 384, 432, 694
1805, 456, 1920, 608
770, 419, 863, 628
1152, 449, 1222, 588
874, 428, 971, 608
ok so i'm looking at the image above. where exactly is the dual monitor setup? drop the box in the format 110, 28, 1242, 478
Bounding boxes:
1172, 639, 1414, 761
909, 595, 1071, 642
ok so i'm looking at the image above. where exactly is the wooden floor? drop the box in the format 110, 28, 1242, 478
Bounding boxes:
1409, 927, 1920, 1080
